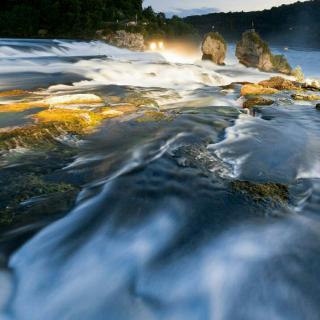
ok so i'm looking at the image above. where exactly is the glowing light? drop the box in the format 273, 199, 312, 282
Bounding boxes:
158, 41, 164, 50
149, 42, 157, 51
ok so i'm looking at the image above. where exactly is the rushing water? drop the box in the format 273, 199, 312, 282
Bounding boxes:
0, 39, 320, 320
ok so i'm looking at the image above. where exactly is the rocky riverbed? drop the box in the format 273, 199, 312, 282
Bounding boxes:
1, 38, 320, 320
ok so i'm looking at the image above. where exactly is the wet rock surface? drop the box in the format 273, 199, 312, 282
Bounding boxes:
241, 84, 279, 96
201, 32, 227, 65
105, 30, 145, 51
231, 180, 289, 204
243, 97, 274, 109
236, 31, 291, 74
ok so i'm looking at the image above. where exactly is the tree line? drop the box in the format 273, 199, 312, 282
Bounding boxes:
185, 0, 320, 48
0, 0, 199, 41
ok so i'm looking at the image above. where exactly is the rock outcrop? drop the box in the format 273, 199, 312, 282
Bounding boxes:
201, 32, 227, 65
105, 30, 145, 51
236, 30, 292, 74
259, 77, 298, 91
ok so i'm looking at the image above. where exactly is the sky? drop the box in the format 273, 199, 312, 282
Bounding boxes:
144, 0, 307, 17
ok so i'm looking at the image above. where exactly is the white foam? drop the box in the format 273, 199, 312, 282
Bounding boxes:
43, 94, 102, 105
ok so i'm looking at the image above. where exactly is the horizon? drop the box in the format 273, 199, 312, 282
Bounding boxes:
144, 0, 310, 17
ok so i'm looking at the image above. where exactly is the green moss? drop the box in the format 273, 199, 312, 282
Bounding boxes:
206, 31, 227, 47
244, 31, 271, 55
0, 122, 84, 151
231, 180, 289, 203
0, 172, 80, 229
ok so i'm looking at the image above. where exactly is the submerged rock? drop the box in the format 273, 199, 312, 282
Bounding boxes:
136, 111, 172, 123
0, 123, 82, 151
241, 84, 279, 96
236, 30, 291, 74
243, 96, 274, 109
0, 167, 80, 230
231, 180, 289, 203
316, 104, 320, 110
201, 32, 227, 65
105, 30, 145, 51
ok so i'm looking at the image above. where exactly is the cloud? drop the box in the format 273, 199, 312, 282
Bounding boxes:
165, 7, 219, 18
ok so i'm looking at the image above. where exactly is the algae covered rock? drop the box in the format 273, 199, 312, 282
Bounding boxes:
201, 32, 227, 65
236, 30, 291, 74
231, 180, 289, 203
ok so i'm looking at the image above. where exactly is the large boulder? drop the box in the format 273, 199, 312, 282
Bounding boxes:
105, 30, 145, 52
201, 32, 227, 65
236, 30, 291, 74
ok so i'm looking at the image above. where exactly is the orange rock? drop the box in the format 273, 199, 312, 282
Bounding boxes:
259, 77, 298, 90
0, 90, 29, 97
240, 84, 279, 96
0, 101, 47, 113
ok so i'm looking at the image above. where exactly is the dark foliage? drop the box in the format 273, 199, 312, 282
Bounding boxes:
185, 0, 320, 48
0, 0, 199, 40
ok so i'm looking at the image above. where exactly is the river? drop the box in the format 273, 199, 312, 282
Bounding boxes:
0, 39, 320, 320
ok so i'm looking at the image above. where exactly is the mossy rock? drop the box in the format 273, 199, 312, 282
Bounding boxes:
271, 55, 292, 75
0, 122, 83, 151
0, 173, 79, 229
204, 32, 227, 46
35, 109, 106, 127
231, 180, 289, 203
242, 31, 271, 55
243, 97, 274, 109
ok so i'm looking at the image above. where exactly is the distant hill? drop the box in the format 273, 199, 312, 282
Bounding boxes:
184, 0, 320, 48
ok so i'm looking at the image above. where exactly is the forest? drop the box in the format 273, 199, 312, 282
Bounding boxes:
185, 0, 320, 48
0, 0, 199, 40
